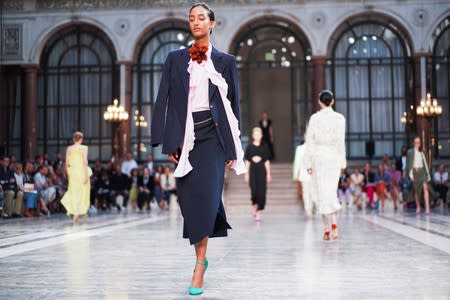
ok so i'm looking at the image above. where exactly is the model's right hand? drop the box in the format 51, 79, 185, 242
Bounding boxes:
168, 153, 179, 164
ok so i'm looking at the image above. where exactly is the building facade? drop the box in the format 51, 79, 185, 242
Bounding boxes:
1, 0, 449, 162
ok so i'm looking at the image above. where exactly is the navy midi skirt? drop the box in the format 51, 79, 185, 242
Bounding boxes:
176, 110, 232, 245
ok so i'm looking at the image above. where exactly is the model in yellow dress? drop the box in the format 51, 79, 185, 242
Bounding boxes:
61, 131, 92, 224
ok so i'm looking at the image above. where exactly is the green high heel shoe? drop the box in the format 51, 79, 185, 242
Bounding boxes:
188, 258, 208, 296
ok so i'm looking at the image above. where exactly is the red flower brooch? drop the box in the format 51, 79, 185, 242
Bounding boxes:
188, 43, 208, 64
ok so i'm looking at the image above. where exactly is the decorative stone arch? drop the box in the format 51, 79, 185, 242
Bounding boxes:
227, 11, 313, 55
132, 18, 191, 63
132, 18, 192, 161
325, 9, 415, 56
428, 12, 450, 53
326, 11, 414, 58
229, 15, 314, 162
37, 22, 119, 160
325, 12, 415, 159
30, 18, 120, 65
430, 14, 450, 158
419, 9, 450, 53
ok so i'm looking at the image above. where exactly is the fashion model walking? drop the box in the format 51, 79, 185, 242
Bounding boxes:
305, 90, 346, 240
61, 131, 91, 224
151, 3, 246, 295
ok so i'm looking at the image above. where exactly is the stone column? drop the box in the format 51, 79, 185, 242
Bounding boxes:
22, 65, 39, 161
311, 56, 326, 111
117, 61, 133, 161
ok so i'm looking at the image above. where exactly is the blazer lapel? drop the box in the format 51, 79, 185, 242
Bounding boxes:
179, 48, 190, 96
211, 47, 225, 73
209, 47, 225, 100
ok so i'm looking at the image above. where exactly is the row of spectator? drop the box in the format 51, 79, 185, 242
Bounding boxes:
0, 152, 177, 218
337, 154, 449, 212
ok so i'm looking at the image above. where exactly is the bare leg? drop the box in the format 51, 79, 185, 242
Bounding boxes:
331, 212, 337, 225
392, 190, 398, 211
322, 214, 330, 240
72, 215, 80, 224
331, 212, 338, 239
191, 236, 208, 288
423, 184, 430, 214
255, 208, 261, 221
39, 198, 49, 215
415, 192, 421, 213
252, 204, 258, 217
322, 214, 329, 230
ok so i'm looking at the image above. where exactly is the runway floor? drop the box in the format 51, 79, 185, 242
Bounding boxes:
1, 205, 450, 299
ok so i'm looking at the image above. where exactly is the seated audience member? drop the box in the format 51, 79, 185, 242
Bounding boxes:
138, 167, 154, 211
382, 154, 391, 173
389, 163, 401, 211
43, 153, 50, 166
53, 164, 67, 190
53, 164, 68, 205
375, 164, 390, 212
396, 146, 408, 175
145, 154, 154, 175
13, 163, 25, 216
0, 156, 23, 218
96, 169, 120, 211
92, 159, 103, 178
160, 165, 176, 210
128, 168, 140, 211
110, 164, 129, 209
9, 155, 17, 171
433, 164, 449, 208
33, 165, 55, 216
33, 155, 44, 174
23, 161, 40, 216
53, 152, 64, 169
121, 151, 138, 177
350, 167, 365, 210
153, 165, 164, 207
363, 163, 376, 209
338, 168, 351, 207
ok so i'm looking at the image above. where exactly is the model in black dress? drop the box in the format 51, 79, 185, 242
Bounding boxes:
245, 127, 272, 221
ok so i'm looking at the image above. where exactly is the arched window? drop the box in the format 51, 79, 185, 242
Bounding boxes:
133, 21, 192, 161
327, 18, 413, 158
231, 19, 312, 161
39, 24, 117, 161
431, 16, 450, 158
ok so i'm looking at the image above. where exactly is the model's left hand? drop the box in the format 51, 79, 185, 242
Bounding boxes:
225, 160, 233, 168
267, 173, 272, 183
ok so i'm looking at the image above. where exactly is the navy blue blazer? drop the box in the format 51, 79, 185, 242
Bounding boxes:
151, 47, 241, 160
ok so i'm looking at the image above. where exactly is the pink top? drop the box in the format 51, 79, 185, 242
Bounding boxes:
190, 46, 211, 112
390, 170, 401, 189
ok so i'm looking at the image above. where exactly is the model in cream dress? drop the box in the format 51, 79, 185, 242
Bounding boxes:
305, 90, 346, 240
